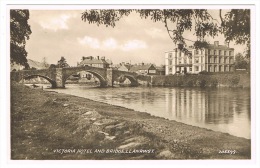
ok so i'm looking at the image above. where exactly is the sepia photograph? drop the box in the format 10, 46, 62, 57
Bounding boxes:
2, 1, 258, 166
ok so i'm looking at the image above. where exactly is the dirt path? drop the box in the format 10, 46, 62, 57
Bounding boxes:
10, 82, 251, 160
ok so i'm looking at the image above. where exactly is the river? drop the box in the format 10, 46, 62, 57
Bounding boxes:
43, 84, 250, 139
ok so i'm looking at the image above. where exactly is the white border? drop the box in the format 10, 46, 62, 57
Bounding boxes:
1, 1, 259, 168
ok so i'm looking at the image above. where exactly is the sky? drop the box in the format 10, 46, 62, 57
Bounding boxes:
25, 9, 246, 66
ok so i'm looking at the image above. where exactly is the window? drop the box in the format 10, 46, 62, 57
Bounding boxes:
230, 58, 233, 64
225, 66, 229, 71
229, 51, 232, 56
189, 58, 192, 64
214, 66, 218, 72
219, 50, 221, 55
225, 58, 229, 64
184, 58, 187, 64
169, 68, 172, 72
149, 70, 156, 74
169, 60, 172, 65
210, 66, 213, 72
195, 66, 199, 71
210, 57, 213, 63
195, 50, 199, 55
168, 53, 172, 58
179, 60, 182, 64
195, 58, 199, 63
214, 50, 216, 55
224, 51, 227, 56
189, 67, 192, 71
208, 49, 211, 55
214, 57, 218, 63
179, 51, 181, 57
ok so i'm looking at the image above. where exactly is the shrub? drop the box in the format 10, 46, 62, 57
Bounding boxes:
211, 78, 218, 87
199, 79, 207, 88
230, 75, 240, 86
199, 70, 209, 75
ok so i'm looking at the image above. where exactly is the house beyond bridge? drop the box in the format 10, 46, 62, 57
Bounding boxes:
11, 66, 138, 88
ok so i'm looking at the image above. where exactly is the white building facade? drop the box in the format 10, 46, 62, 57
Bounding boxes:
165, 41, 235, 75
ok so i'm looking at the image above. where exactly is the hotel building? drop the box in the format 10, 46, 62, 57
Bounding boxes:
165, 41, 235, 75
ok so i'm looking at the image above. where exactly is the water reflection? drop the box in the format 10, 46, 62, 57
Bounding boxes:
164, 88, 250, 138
46, 85, 250, 139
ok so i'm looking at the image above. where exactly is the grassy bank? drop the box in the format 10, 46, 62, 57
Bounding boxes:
11, 82, 251, 160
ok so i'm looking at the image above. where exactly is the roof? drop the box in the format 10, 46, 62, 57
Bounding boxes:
78, 58, 109, 66
165, 43, 234, 53
118, 64, 132, 70
129, 64, 154, 72
207, 44, 234, 50
156, 66, 165, 71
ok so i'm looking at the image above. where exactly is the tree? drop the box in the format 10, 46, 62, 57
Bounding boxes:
81, 9, 250, 55
57, 56, 69, 68
42, 57, 49, 69
234, 53, 249, 70
10, 10, 32, 69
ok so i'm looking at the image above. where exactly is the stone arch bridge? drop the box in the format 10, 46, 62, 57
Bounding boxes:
11, 66, 139, 88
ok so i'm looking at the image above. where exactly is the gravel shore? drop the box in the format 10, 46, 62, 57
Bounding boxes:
11, 82, 251, 160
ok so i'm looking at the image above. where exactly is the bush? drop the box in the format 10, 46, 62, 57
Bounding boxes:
199, 79, 207, 88
230, 75, 240, 86
199, 70, 209, 75
187, 80, 194, 87
210, 78, 218, 87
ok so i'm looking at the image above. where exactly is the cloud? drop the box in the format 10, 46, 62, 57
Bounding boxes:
145, 28, 165, 39
102, 38, 118, 49
78, 36, 147, 51
77, 36, 100, 49
38, 13, 76, 31
121, 40, 147, 51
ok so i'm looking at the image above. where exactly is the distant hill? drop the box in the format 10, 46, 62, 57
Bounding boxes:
11, 59, 50, 71
27, 59, 49, 69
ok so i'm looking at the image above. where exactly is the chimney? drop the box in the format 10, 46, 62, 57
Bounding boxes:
97, 56, 99, 60
82, 56, 85, 60
101, 56, 105, 60
142, 62, 144, 66
214, 41, 219, 47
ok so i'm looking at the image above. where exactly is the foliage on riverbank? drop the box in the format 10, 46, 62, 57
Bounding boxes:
151, 72, 250, 88
11, 82, 251, 160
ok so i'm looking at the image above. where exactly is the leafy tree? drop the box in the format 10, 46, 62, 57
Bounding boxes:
81, 9, 250, 55
220, 9, 250, 58
57, 56, 69, 68
10, 10, 32, 69
234, 53, 249, 70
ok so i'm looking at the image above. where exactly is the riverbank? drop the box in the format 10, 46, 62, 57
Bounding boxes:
11, 82, 251, 160
138, 72, 250, 88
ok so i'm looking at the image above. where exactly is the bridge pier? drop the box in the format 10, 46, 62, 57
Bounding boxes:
106, 68, 113, 87
55, 68, 65, 88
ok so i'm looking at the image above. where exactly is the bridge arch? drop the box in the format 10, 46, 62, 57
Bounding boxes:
63, 70, 107, 87
116, 74, 139, 86
22, 75, 57, 88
